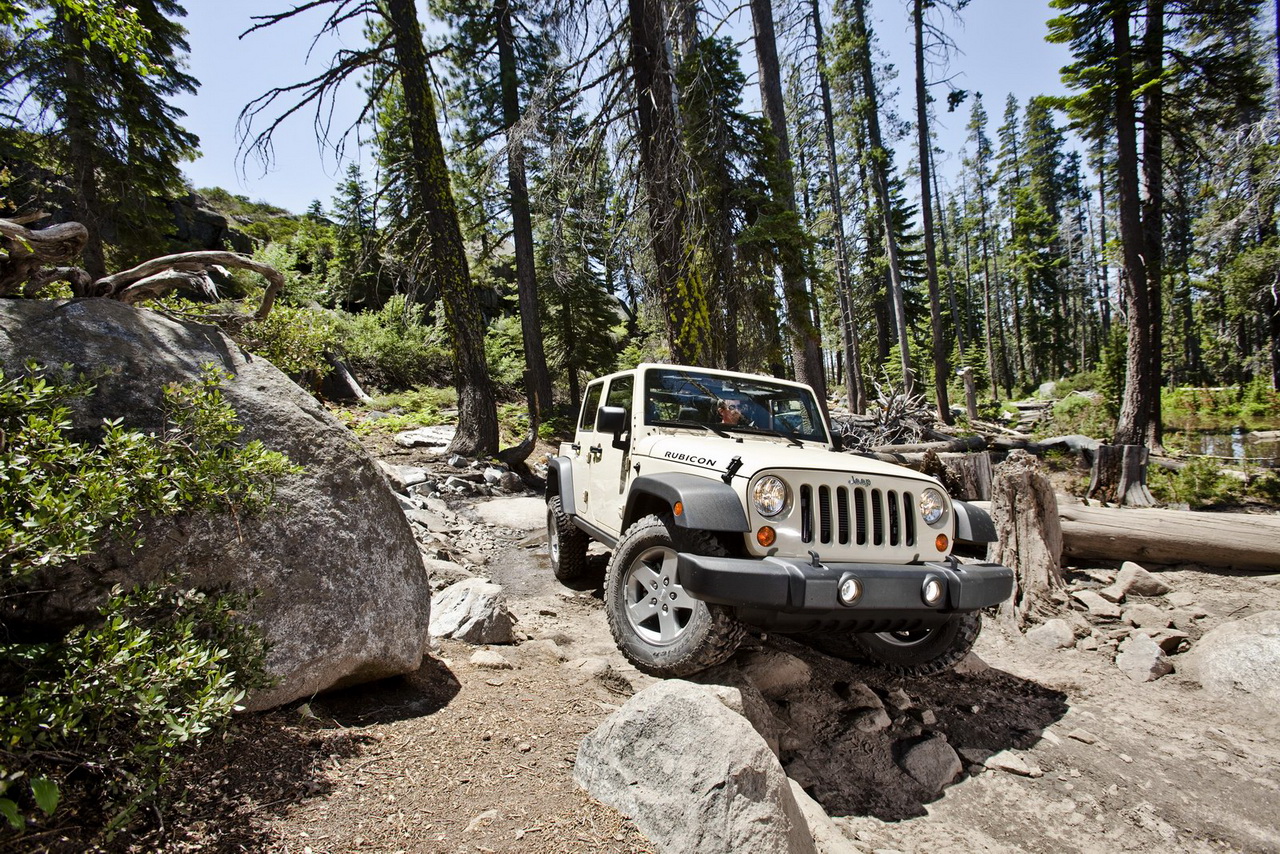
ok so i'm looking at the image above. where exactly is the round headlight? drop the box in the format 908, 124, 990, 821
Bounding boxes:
919, 488, 946, 525
753, 476, 789, 517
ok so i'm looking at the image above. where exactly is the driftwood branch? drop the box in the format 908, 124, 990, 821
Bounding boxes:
94, 251, 284, 319
0, 218, 90, 296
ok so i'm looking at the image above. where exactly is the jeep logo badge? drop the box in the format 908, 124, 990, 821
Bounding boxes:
848, 476, 872, 487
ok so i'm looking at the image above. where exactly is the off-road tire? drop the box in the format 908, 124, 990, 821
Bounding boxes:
843, 611, 983, 676
604, 514, 745, 677
547, 496, 589, 583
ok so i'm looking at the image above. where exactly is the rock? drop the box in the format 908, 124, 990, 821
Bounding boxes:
1115, 633, 1174, 682
1143, 628, 1190, 654
953, 652, 990, 674
521, 639, 568, 663
574, 681, 817, 854
1076, 635, 1100, 652
448, 454, 469, 468
1114, 561, 1173, 598
1124, 604, 1172, 629
1027, 618, 1077, 649
787, 781, 862, 854
697, 664, 791, 758
984, 750, 1043, 778
430, 579, 516, 644
1165, 590, 1202, 610
1067, 728, 1099, 745
740, 649, 814, 698
563, 657, 633, 694
899, 736, 963, 795
394, 425, 456, 449
883, 688, 913, 711
422, 557, 475, 594
0, 300, 431, 711
377, 461, 430, 492
1072, 590, 1123, 620
470, 649, 513, 669
1180, 611, 1280, 702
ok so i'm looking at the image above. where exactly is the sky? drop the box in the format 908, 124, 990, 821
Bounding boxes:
174, 0, 1075, 216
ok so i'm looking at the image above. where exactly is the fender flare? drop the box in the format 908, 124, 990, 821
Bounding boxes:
624, 473, 750, 533
546, 456, 577, 517
953, 499, 997, 545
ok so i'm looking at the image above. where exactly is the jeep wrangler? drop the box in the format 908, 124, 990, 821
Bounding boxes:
546, 364, 1014, 678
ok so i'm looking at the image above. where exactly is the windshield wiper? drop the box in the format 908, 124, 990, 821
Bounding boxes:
723, 425, 805, 447
651, 419, 733, 438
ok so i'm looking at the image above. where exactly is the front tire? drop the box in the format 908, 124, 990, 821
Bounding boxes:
547, 496, 589, 582
604, 514, 745, 677
849, 612, 983, 676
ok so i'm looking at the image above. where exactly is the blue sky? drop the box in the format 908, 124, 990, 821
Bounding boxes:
175, 0, 1074, 215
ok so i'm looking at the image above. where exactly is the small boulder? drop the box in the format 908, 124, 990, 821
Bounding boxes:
430, 579, 516, 644
1072, 590, 1123, 620
1180, 611, 1280, 702
378, 461, 430, 492
899, 736, 963, 796
470, 649, 513, 669
739, 649, 813, 699
1026, 618, 1077, 649
1124, 604, 1172, 629
1115, 633, 1173, 682
984, 750, 1043, 778
395, 425, 456, 449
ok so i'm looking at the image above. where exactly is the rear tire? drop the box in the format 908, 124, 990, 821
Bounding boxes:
604, 514, 745, 677
547, 496, 589, 583
850, 612, 983, 676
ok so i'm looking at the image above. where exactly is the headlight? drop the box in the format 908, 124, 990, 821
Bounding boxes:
753, 476, 789, 517
919, 488, 946, 525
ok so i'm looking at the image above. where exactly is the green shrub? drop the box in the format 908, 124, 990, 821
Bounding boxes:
0, 364, 292, 840
333, 296, 453, 391
1148, 457, 1243, 508
235, 304, 337, 380
357, 386, 459, 434
485, 314, 527, 394
1039, 392, 1115, 439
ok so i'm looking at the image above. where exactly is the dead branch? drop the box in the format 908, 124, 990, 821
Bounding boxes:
93, 251, 284, 320
0, 218, 90, 296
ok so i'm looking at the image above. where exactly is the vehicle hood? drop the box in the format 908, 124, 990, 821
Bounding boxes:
634, 434, 941, 486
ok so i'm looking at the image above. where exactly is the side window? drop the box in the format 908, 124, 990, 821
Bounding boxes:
604, 376, 633, 426
579, 382, 604, 432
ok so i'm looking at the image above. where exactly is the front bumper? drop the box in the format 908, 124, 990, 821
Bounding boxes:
677, 553, 1013, 620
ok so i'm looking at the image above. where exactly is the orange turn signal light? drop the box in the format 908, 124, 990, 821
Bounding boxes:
757, 526, 776, 547
935, 533, 949, 552
674, 501, 684, 517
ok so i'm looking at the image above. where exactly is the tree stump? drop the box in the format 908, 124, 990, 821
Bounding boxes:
988, 450, 1063, 630
1086, 444, 1155, 507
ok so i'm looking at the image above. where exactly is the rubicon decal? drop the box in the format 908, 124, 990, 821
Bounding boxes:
664, 451, 718, 467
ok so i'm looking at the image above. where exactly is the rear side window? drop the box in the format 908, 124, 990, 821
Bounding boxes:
579, 382, 604, 431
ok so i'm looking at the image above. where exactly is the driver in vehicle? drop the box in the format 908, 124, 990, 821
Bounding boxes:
717, 399, 746, 425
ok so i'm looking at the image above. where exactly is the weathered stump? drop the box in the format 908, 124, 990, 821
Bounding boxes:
920, 450, 993, 501
988, 450, 1063, 630
959, 367, 979, 421
1086, 444, 1155, 507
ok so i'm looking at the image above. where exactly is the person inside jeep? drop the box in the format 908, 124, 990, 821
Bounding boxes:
717, 399, 746, 425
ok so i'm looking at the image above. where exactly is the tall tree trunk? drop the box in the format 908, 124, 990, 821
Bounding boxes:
496, 0, 553, 424
812, 0, 864, 412
1111, 2, 1153, 448
913, 0, 953, 424
386, 0, 498, 457
1094, 140, 1112, 336
750, 0, 828, 407
850, 0, 913, 396
932, 149, 965, 354
629, 0, 710, 364
1141, 0, 1165, 449
59, 12, 107, 280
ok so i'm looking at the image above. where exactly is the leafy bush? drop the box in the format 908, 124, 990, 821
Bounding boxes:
0, 364, 292, 840
333, 296, 453, 391
1039, 392, 1115, 439
356, 386, 459, 434
1148, 457, 1243, 508
235, 304, 337, 380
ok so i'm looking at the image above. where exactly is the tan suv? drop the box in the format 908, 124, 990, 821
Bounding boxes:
546, 364, 1012, 677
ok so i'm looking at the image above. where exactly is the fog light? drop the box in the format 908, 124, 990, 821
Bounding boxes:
838, 576, 863, 605
756, 526, 776, 547
922, 577, 945, 606
935, 533, 949, 552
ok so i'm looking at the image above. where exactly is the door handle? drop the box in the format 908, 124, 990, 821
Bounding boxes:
589, 444, 602, 460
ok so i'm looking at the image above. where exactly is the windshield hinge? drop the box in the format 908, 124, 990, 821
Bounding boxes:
722, 455, 743, 484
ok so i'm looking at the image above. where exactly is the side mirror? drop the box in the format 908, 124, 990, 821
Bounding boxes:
596, 405, 631, 451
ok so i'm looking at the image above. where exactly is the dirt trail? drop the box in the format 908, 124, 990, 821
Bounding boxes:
130, 482, 1280, 854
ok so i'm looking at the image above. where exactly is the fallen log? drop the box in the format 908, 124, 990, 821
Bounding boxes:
871, 435, 988, 454
1057, 501, 1280, 571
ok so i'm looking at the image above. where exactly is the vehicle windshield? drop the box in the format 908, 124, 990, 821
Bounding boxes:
643, 367, 829, 443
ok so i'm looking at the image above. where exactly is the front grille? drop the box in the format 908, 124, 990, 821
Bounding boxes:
799, 483, 916, 550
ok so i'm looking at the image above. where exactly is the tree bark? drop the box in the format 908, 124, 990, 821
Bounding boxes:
496, 0, 554, 425
1141, 0, 1165, 448
629, 0, 709, 364
987, 451, 1063, 630
386, 0, 498, 457
1087, 443, 1155, 507
913, 0, 953, 424
812, 0, 864, 413
751, 0, 828, 407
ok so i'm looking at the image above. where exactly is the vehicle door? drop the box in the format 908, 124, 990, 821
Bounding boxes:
584, 374, 634, 537
571, 380, 604, 520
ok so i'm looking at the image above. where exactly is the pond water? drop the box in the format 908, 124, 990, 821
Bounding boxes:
1168, 428, 1280, 468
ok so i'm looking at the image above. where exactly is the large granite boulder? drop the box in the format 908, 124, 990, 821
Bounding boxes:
1181, 610, 1280, 702
0, 298, 431, 710
574, 680, 817, 854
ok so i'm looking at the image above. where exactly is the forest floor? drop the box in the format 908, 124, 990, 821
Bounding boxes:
105, 435, 1280, 854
